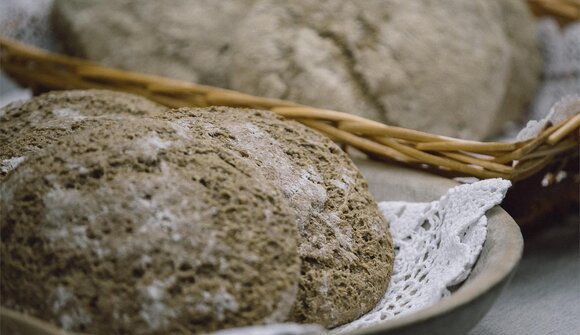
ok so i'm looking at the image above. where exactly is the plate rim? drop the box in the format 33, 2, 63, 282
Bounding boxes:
345, 159, 524, 334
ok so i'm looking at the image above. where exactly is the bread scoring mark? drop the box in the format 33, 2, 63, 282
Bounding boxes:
0, 156, 26, 174
51, 285, 92, 331
42, 186, 110, 259
132, 132, 173, 158
331, 171, 354, 191
168, 119, 193, 139
52, 108, 86, 120
195, 287, 240, 322
140, 277, 177, 330
224, 122, 327, 227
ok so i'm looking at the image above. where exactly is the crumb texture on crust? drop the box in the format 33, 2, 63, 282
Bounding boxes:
0, 118, 301, 334
159, 107, 394, 328
0, 89, 167, 180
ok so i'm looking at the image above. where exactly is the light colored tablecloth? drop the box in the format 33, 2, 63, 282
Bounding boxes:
470, 213, 580, 335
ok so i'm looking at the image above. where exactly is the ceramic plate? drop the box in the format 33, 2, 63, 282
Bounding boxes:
346, 159, 523, 335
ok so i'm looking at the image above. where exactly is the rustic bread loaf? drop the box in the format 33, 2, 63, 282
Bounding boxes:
0, 116, 301, 334
1, 91, 394, 331
0, 89, 167, 180
159, 107, 394, 328
51, 0, 256, 87
52, 0, 540, 140
229, 0, 541, 139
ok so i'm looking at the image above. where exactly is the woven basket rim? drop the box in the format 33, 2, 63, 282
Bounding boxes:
0, 36, 578, 182
0, 0, 578, 182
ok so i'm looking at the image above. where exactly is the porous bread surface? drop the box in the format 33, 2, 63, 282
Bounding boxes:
52, 0, 256, 87
158, 107, 394, 328
229, 0, 541, 139
0, 118, 301, 334
0, 89, 167, 180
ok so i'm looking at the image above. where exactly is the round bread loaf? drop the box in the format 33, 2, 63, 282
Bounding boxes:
159, 107, 394, 327
229, 0, 541, 139
52, 0, 540, 140
0, 118, 301, 334
51, 0, 256, 87
0, 89, 167, 180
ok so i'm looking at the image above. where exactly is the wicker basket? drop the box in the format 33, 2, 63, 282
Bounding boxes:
0, 1, 578, 227
528, 0, 580, 24
1, 35, 578, 181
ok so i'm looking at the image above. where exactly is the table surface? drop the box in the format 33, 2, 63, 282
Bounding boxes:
470, 213, 580, 335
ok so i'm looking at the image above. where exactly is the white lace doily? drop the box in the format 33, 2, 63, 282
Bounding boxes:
333, 178, 511, 333
517, 94, 580, 141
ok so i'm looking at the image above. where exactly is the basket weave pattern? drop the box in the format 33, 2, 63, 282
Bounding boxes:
1, 36, 578, 181
528, 0, 580, 23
